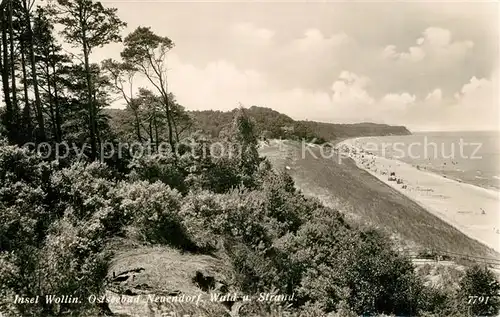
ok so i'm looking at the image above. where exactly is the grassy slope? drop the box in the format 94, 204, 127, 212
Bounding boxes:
260, 140, 498, 259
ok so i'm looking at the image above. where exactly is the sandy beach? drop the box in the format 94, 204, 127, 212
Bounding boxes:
337, 138, 500, 255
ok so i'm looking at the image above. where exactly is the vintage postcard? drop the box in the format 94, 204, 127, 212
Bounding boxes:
0, 0, 498, 316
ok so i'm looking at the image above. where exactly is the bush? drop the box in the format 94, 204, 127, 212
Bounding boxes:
114, 180, 194, 248
418, 286, 466, 317
0, 252, 25, 316
259, 170, 312, 236
189, 154, 242, 193
183, 137, 252, 194
37, 217, 110, 316
0, 144, 55, 250
128, 152, 188, 194
179, 188, 301, 292
278, 209, 425, 315
278, 207, 355, 310
50, 161, 115, 220
0, 145, 53, 315
458, 265, 500, 316
180, 190, 272, 251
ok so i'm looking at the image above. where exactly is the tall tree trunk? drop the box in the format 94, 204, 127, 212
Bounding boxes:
20, 36, 32, 142
80, 13, 98, 160
51, 56, 62, 142
153, 112, 159, 150
92, 84, 102, 148
0, 9, 13, 139
8, 0, 19, 141
46, 64, 58, 141
133, 109, 142, 141
20, 38, 29, 110
161, 94, 175, 150
148, 116, 154, 150
157, 77, 175, 152
21, 98, 32, 142
173, 118, 179, 142
82, 40, 97, 159
22, 0, 45, 142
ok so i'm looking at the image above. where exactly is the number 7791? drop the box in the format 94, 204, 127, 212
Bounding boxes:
468, 296, 490, 304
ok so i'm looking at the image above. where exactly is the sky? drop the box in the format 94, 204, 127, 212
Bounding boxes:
93, 0, 499, 132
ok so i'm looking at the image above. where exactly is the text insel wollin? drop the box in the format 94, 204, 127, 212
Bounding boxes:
45, 295, 81, 304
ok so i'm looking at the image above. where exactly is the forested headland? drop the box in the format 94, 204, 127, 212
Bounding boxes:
0, 1, 498, 316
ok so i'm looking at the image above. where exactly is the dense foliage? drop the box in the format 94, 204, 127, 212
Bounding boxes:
0, 0, 497, 316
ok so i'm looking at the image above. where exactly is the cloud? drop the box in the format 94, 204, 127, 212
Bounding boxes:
425, 88, 443, 103
399, 46, 426, 62
423, 27, 451, 47
372, 26, 481, 99
292, 28, 349, 51
455, 76, 491, 98
168, 54, 268, 111
200, 20, 484, 104
231, 22, 275, 44
381, 93, 416, 107
331, 71, 373, 106
408, 76, 497, 131
267, 29, 352, 90
383, 27, 473, 63
443, 76, 497, 131
449, 75, 498, 131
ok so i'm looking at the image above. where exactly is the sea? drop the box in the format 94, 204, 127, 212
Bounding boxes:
354, 131, 500, 191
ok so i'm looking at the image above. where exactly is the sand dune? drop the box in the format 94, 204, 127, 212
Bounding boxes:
337, 138, 500, 255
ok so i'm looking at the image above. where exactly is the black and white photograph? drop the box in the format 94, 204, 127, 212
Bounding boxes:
0, 0, 499, 316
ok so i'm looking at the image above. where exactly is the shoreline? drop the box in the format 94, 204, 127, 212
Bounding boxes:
336, 137, 500, 255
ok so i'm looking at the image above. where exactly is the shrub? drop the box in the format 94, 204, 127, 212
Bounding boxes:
50, 161, 115, 220
191, 155, 242, 193
277, 209, 426, 316
229, 109, 261, 187
0, 145, 53, 311
457, 265, 500, 316
259, 170, 312, 235
0, 142, 52, 184
182, 112, 264, 194
349, 230, 424, 316
180, 190, 272, 250
0, 147, 114, 316
128, 153, 188, 194
226, 241, 282, 293
180, 188, 299, 292
0, 145, 54, 247
418, 286, 465, 317
0, 184, 47, 252
38, 217, 110, 316
278, 208, 356, 310
114, 180, 194, 248
178, 191, 225, 250
0, 252, 25, 316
